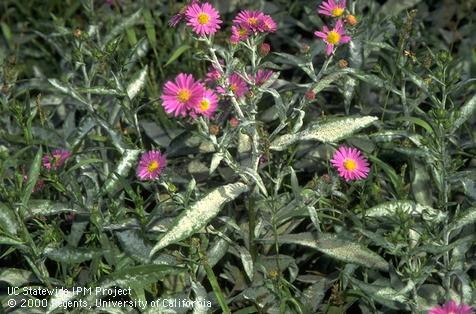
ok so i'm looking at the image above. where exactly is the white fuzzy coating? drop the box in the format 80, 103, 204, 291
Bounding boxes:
150, 182, 248, 255
270, 116, 378, 151
127, 66, 148, 99
366, 200, 446, 222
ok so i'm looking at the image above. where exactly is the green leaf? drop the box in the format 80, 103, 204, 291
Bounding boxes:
270, 116, 378, 151
21, 147, 42, 216
379, 0, 422, 17
126, 66, 148, 100
97, 264, 182, 290
150, 182, 248, 256
394, 116, 434, 134
165, 45, 190, 67
452, 94, 476, 132
265, 232, 388, 271
143, 9, 157, 47
311, 71, 346, 93
103, 9, 142, 47
448, 207, 476, 233
350, 278, 409, 310
44, 246, 101, 264
103, 149, 141, 195
274, 52, 316, 80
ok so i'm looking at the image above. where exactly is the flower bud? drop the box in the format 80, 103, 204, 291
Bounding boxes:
305, 90, 316, 101
301, 44, 311, 54
73, 28, 82, 39
229, 117, 240, 128
346, 15, 357, 26
338, 59, 348, 68
209, 124, 220, 136
259, 43, 271, 57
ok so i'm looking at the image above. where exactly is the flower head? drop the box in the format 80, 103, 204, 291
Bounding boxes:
161, 73, 205, 117
137, 150, 167, 181
42, 149, 71, 170
261, 14, 277, 32
318, 0, 346, 17
254, 69, 274, 86
259, 42, 271, 56
217, 73, 249, 98
346, 14, 357, 26
230, 25, 249, 44
330, 146, 369, 181
428, 300, 473, 314
314, 20, 351, 55
233, 10, 265, 33
192, 89, 219, 118
185, 2, 222, 36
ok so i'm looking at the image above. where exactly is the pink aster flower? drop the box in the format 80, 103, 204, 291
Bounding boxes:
428, 300, 473, 314
192, 89, 219, 118
233, 10, 265, 33
204, 61, 224, 85
253, 69, 274, 86
330, 146, 370, 181
42, 149, 72, 170
261, 14, 277, 32
161, 73, 205, 117
185, 2, 222, 36
217, 73, 249, 98
136, 150, 167, 181
318, 0, 346, 18
230, 25, 250, 44
314, 19, 351, 55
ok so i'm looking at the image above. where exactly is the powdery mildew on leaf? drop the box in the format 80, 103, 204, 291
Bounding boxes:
150, 182, 248, 255
366, 200, 446, 222
275, 232, 388, 271
270, 116, 378, 151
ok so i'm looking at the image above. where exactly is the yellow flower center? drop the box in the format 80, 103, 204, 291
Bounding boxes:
331, 8, 344, 17
327, 31, 341, 44
197, 13, 210, 25
230, 84, 238, 92
177, 89, 191, 103
200, 99, 210, 111
147, 160, 159, 173
343, 159, 357, 171
248, 17, 258, 26
239, 28, 247, 36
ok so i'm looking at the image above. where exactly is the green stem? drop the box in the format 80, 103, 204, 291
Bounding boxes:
201, 252, 231, 314
248, 192, 257, 261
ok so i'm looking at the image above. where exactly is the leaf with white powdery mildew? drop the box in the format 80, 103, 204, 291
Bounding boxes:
267, 232, 388, 271
366, 201, 446, 222
126, 65, 148, 100
150, 182, 248, 256
270, 116, 378, 151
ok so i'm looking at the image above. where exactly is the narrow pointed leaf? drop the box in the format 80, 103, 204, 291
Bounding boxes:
127, 66, 148, 100
270, 116, 378, 151
265, 232, 388, 271
150, 182, 248, 255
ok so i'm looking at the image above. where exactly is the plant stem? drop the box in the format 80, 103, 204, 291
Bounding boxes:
201, 252, 231, 314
